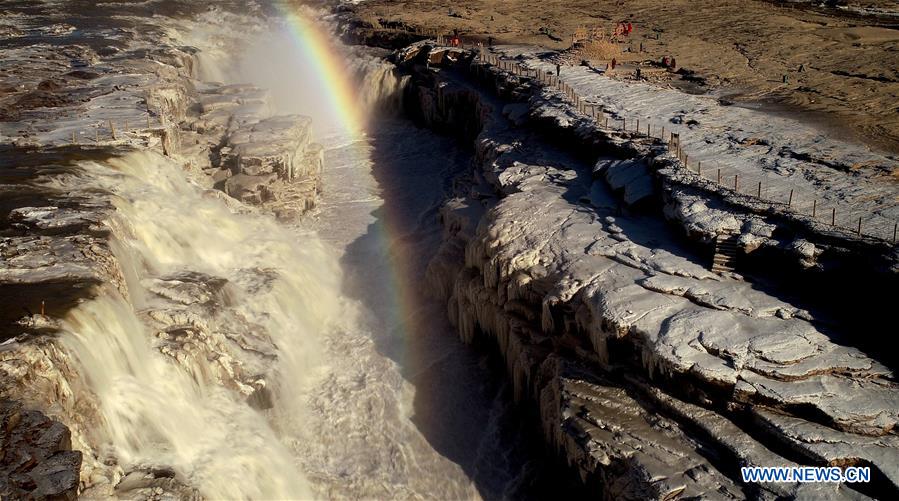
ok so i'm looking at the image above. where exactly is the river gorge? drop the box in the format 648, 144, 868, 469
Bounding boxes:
1, 1, 897, 500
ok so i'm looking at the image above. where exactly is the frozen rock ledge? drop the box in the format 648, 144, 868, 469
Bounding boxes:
382, 38, 899, 500
0, 2, 331, 497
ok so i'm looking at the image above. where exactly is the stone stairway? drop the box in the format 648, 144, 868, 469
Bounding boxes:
712, 234, 740, 274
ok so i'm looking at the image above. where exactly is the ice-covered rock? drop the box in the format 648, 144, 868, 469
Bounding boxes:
0, 3, 328, 496
224, 173, 278, 204
223, 115, 313, 178
540, 356, 744, 500
596, 158, 656, 207
406, 48, 899, 497
189, 82, 323, 215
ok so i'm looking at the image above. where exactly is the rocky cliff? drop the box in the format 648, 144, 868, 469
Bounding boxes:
389, 40, 899, 500
0, 2, 329, 498
0, 401, 81, 501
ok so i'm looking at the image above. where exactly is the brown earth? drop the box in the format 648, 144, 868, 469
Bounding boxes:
352, 0, 899, 154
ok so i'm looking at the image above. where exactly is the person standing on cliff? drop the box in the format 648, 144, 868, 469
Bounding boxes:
556, 63, 561, 76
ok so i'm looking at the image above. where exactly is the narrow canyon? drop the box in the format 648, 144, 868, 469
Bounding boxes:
1, 1, 897, 500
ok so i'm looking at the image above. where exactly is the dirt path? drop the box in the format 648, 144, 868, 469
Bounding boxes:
354, 0, 899, 156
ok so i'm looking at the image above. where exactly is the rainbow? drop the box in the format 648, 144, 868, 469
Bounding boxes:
274, 2, 365, 135
272, 2, 423, 373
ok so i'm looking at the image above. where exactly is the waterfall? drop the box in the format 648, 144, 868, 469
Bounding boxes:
34, 20, 451, 499
226, 21, 409, 134
0, 5, 566, 499
51, 150, 343, 498
351, 56, 411, 119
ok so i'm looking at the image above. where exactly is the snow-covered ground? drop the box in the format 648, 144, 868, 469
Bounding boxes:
385, 39, 899, 498
495, 45, 899, 242
0, 3, 571, 499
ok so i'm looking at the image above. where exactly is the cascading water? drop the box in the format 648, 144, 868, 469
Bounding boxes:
48, 151, 343, 498
230, 21, 409, 133
352, 57, 410, 118
12, 10, 561, 500
211, 22, 485, 499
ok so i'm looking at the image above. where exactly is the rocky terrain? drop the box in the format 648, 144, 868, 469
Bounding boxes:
0, 401, 81, 500
2, 0, 898, 499
353, 32, 899, 499
349, 0, 899, 154
0, 1, 330, 498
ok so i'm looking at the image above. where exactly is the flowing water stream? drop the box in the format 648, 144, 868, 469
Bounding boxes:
39, 17, 562, 500
303, 121, 535, 499
230, 25, 552, 498
54, 152, 334, 498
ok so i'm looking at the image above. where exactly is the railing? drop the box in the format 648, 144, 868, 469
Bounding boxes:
472, 50, 898, 245
66, 114, 166, 145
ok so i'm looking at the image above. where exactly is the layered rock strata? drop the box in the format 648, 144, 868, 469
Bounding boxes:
0, 401, 81, 500
0, 2, 326, 497
392, 42, 899, 499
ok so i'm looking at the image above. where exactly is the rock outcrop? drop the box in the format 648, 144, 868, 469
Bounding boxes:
191, 82, 324, 218
390, 41, 899, 499
0, 401, 81, 501
0, 2, 329, 497
220, 115, 323, 217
